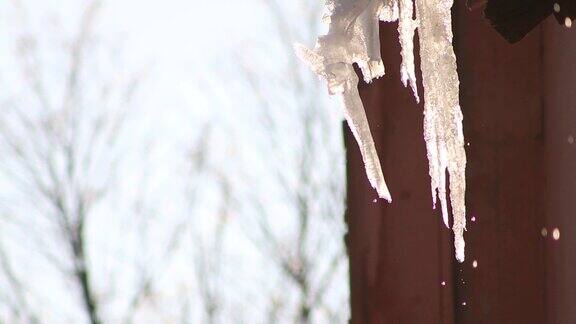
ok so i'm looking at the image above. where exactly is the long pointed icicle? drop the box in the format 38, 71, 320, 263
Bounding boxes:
416, 0, 467, 262
296, 0, 467, 262
340, 68, 392, 202
295, 0, 392, 202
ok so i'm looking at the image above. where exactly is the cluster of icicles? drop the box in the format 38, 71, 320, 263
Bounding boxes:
296, 0, 467, 262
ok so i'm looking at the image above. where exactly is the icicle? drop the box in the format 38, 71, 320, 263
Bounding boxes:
398, 0, 419, 102
339, 67, 392, 202
296, 0, 467, 262
415, 0, 467, 262
295, 0, 392, 201
379, 0, 399, 22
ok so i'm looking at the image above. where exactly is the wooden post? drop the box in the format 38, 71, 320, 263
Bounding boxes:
345, 19, 455, 323
543, 17, 576, 324
345, 4, 576, 323
452, 3, 544, 323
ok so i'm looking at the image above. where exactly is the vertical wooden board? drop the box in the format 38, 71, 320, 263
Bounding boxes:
543, 17, 576, 324
345, 123, 386, 324
346, 4, 557, 323
345, 21, 454, 324
453, 2, 545, 323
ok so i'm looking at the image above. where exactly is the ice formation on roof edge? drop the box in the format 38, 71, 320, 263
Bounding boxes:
296, 0, 467, 262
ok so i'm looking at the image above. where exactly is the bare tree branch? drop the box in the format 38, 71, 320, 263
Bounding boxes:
0, 241, 39, 324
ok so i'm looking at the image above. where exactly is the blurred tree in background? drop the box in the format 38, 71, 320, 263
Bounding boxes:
0, 0, 348, 323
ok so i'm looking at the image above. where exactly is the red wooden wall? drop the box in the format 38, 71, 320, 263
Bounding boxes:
345, 3, 576, 323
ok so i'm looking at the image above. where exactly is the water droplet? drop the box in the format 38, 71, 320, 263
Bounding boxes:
568, 135, 574, 144
472, 260, 478, 268
541, 227, 548, 237
565, 17, 572, 28
373, 198, 377, 203
471, 216, 476, 222
441, 281, 446, 286
553, 228, 560, 240
462, 301, 467, 306
466, 142, 470, 146
554, 3, 561, 13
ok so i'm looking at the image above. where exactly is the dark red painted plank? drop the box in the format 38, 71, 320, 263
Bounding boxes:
543, 17, 576, 324
453, 3, 545, 323
343, 4, 576, 324
345, 20, 455, 324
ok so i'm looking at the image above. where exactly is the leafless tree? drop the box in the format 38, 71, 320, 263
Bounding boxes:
0, 1, 211, 323
192, 176, 230, 324
231, 0, 350, 323
0, 0, 348, 323
0, 2, 112, 322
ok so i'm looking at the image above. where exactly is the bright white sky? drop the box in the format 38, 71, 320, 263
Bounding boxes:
0, 0, 348, 323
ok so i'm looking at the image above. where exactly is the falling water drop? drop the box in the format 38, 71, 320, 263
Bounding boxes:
553, 228, 560, 240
